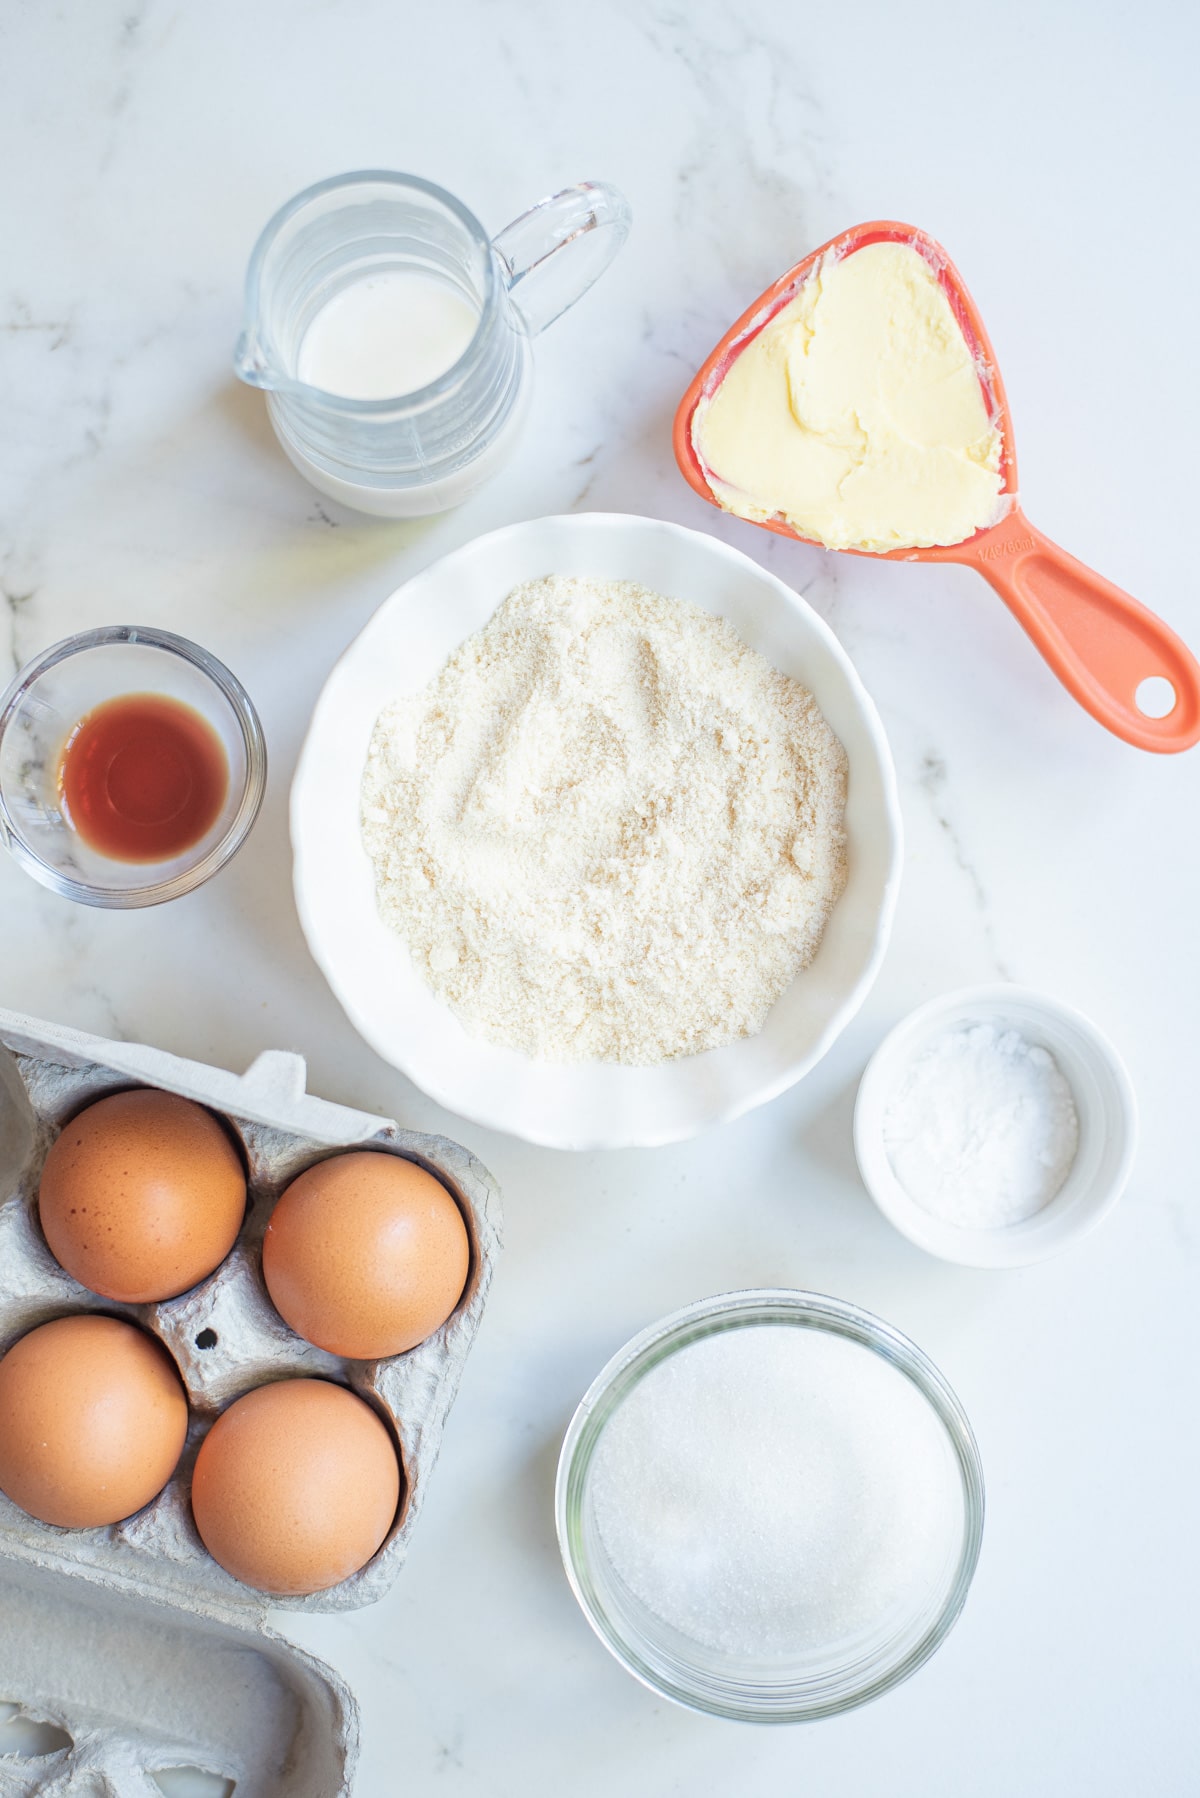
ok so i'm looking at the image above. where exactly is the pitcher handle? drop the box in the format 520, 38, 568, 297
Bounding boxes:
492, 182, 631, 336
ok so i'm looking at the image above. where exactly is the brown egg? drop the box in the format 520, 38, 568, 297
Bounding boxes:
190, 1378, 401, 1594
262, 1151, 470, 1359
0, 1314, 189, 1527
38, 1088, 246, 1303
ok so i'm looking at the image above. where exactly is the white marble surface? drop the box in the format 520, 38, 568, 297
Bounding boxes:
2, 1, 1198, 1792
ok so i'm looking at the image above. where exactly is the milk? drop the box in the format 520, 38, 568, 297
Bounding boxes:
297, 270, 480, 400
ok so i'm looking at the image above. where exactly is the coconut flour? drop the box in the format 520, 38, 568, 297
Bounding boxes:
361, 575, 848, 1064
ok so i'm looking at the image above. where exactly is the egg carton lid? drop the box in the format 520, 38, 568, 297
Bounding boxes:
0, 1531, 359, 1796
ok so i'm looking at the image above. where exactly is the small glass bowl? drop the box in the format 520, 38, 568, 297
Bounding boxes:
556, 1289, 984, 1723
0, 627, 266, 908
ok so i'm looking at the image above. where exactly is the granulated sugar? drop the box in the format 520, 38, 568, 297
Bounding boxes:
588, 1325, 959, 1660
361, 576, 847, 1064
882, 1022, 1079, 1227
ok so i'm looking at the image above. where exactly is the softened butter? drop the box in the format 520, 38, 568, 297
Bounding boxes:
692, 241, 1006, 552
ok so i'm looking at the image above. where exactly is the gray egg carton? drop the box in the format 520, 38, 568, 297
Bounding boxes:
0, 1005, 503, 1796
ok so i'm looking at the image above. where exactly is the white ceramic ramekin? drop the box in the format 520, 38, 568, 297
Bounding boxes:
853, 985, 1137, 1268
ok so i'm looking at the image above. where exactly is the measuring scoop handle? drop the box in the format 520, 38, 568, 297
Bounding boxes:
963, 508, 1200, 752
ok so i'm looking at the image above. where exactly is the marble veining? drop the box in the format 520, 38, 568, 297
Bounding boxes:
917, 752, 1013, 983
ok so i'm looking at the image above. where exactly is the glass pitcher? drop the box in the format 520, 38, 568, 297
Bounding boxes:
234, 171, 630, 517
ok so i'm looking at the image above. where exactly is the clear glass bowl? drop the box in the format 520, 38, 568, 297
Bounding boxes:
0, 627, 266, 908
556, 1289, 984, 1723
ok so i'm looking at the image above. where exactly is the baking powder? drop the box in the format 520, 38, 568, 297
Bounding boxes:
882, 1021, 1079, 1228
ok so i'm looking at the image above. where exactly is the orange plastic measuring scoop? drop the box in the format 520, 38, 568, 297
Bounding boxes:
674, 221, 1200, 753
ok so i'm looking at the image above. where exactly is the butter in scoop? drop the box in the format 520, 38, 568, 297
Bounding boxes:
692, 240, 1006, 552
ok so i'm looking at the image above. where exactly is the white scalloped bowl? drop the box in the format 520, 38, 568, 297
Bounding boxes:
291, 513, 902, 1149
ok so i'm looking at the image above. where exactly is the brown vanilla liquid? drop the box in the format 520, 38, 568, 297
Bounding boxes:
58, 693, 229, 862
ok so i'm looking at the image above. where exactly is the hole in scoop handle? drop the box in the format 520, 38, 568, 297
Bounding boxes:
493, 182, 631, 337
966, 510, 1200, 752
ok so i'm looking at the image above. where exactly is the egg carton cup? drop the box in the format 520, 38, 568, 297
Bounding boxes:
0, 1005, 503, 1796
